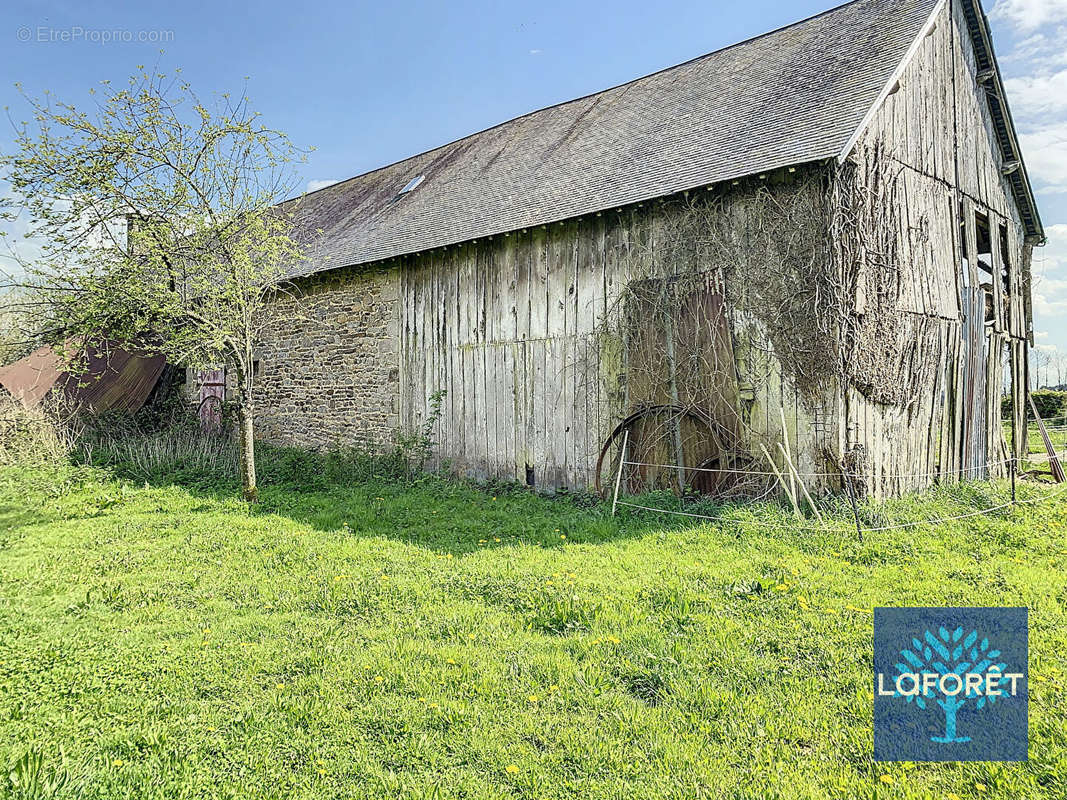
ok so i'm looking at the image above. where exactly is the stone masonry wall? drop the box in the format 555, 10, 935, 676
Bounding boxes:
252, 263, 401, 449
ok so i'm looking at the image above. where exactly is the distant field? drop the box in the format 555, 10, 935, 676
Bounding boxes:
1002, 421, 1067, 461
1, 465, 1065, 799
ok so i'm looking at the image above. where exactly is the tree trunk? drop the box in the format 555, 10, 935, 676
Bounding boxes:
238, 402, 258, 502
933, 698, 970, 743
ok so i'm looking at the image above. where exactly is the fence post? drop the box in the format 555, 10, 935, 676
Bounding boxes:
1010, 457, 1017, 506
611, 429, 630, 518
841, 464, 864, 543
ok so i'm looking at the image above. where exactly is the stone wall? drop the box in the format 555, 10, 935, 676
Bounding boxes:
252, 263, 401, 449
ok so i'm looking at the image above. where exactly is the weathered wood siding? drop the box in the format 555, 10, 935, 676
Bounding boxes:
397, 186, 829, 491
843, 0, 1030, 494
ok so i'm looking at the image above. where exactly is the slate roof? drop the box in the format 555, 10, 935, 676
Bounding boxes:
287, 0, 942, 277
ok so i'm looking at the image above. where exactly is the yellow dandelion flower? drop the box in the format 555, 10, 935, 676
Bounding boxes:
447, 658, 456, 665
947, 794, 962, 800
494, 537, 501, 542
429, 702, 439, 709
549, 684, 559, 692
479, 539, 487, 543
467, 633, 476, 640
560, 534, 567, 540
418, 697, 427, 702
374, 675, 384, 683
608, 636, 620, 644
446, 553, 453, 560
975, 784, 987, 792
879, 775, 893, 785
506, 765, 520, 775
546, 581, 554, 587
318, 769, 327, 776
825, 608, 838, 614
112, 758, 124, 767
276, 683, 285, 689
527, 694, 540, 703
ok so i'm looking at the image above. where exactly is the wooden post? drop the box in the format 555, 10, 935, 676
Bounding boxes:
611, 429, 630, 517
777, 442, 824, 523
778, 406, 797, 502
840, 461, 864, 542
1010, 457, 1017, 506
761, 443, 801, 518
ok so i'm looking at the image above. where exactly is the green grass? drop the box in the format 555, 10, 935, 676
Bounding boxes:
1, 464, 1066, 799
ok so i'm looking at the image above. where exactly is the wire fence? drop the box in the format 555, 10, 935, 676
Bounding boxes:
609, 448, 1067, 535
615, 455, 1021, 481
613, 483, 1067, 534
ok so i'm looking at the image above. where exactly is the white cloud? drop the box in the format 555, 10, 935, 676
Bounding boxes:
1001, 27, 1067, 70
992, 0, 1067, 32
306, 179, 339, 193
529, 48, 543, 55
1036, 222, 1067, 269
1018, 123, 1067, 192
1032, 223, 1067, 316
1004, 69, 1067, 116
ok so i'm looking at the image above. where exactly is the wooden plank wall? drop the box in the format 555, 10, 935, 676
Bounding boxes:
845, 0, 1027, 495
398, 197, 823, 492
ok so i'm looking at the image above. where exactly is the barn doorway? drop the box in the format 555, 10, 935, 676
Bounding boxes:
609, 271, 747, 496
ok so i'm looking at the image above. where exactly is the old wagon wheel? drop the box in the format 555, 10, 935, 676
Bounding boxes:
594, 404, 737, 497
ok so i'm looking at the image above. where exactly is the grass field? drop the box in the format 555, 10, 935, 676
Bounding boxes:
1, 462, 1066, 799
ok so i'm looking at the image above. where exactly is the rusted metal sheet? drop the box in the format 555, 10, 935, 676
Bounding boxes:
0, 343, 165, 413
0, 346, 60, 407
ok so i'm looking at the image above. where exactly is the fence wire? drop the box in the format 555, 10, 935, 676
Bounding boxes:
610, 449, 1067, 534
613, 483, 1067, 533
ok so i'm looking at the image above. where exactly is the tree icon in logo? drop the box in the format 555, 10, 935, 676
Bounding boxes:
890, 627, 1009, 743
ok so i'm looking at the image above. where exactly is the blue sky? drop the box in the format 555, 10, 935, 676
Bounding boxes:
2, 0, 1065, 369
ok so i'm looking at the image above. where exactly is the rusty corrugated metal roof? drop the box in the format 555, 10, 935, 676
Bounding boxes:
0, 343, 165, 413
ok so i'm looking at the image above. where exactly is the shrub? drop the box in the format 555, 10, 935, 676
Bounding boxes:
1001, 390, 1067, 421
0, 397, 80, 466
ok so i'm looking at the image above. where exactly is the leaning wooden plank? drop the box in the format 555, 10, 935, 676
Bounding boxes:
760, 443, 800, 518
1029, 395, 1066, 483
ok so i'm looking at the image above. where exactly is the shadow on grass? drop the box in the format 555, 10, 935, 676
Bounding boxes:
63, 443, 696, 555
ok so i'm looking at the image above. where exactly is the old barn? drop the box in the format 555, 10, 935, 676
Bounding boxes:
247, 0, 1043, 497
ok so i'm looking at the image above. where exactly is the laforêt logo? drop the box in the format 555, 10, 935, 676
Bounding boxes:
874, 608, 1028, 762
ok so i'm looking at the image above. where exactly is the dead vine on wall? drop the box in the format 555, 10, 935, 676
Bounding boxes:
832, 141, 937, 408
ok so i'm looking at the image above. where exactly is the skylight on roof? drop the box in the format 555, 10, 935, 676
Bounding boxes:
399, 175, 425, 195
